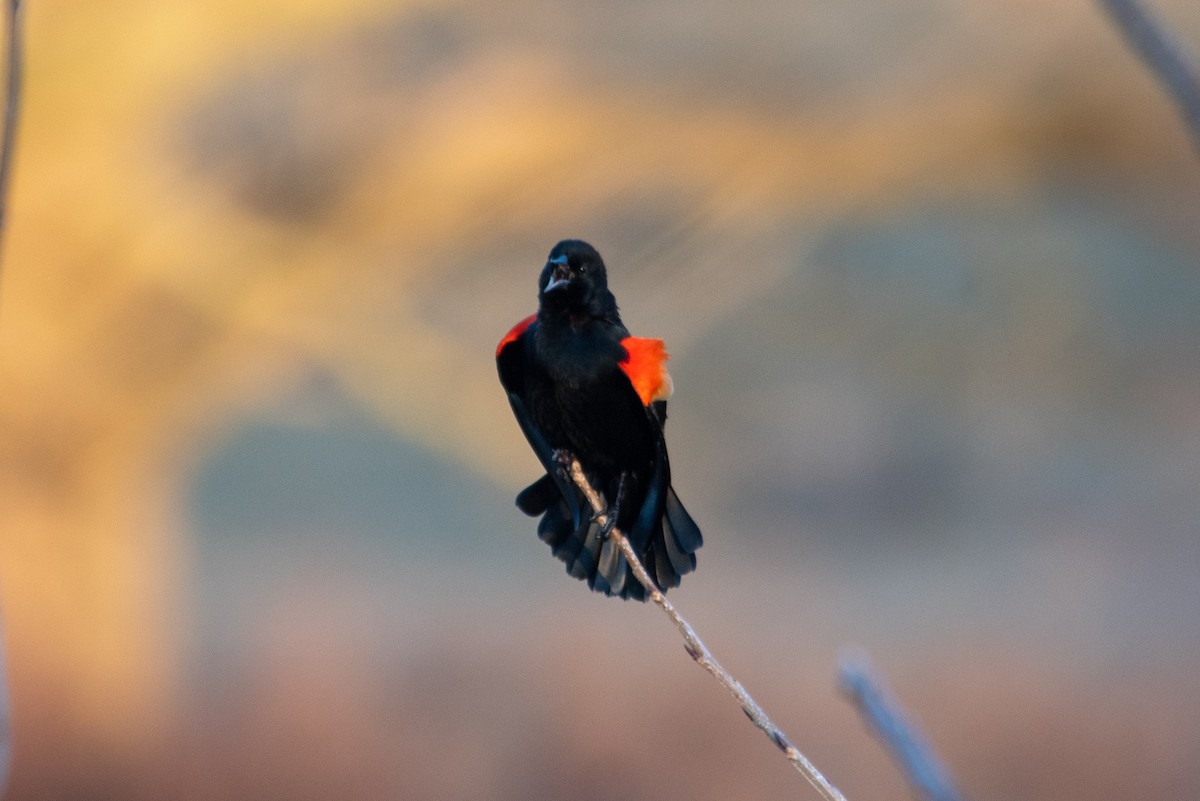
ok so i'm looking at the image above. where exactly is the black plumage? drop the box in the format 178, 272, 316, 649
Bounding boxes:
496, 239, 703, 600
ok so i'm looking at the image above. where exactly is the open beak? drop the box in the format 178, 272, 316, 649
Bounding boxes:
543, 258, 571, 293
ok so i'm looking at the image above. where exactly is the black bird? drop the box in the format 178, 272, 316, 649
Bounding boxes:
496, 239, 703, 600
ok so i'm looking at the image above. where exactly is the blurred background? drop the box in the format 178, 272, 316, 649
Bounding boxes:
1, 0, 1199, 799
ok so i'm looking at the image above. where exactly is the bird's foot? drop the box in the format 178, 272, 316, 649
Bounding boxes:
552, 450, 578, 485
595, 512, 618, 542
593, 501, 624, 543
594, 472, 630, 542
552, 449, 576, 473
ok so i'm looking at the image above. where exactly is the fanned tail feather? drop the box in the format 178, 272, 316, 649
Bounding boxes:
517, 473, 559, 516
516, 475, 698, 602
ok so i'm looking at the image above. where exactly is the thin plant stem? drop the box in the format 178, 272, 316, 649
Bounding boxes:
562, 455, 848, 801
839, 656, 964, 801
0, 0, 21, 267
1098, 0, 1200, 153
0, 0, 23, 793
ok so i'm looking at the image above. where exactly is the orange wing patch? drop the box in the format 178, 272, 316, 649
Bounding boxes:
619, 337, 674, 406
496, 314, 536, 357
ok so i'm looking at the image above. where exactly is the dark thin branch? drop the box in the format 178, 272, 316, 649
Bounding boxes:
839, 656, 964, 801
0, 0, 21, 793
1098, 0, 1200, 152
561, 455, 848, 801
0, 0, 21, 269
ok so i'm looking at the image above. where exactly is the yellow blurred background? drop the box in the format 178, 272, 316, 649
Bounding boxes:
1, 0, 1199, 799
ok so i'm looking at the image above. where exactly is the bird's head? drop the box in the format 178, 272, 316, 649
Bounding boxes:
537, 239, 617, 318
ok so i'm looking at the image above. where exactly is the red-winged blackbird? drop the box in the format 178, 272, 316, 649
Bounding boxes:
496, 239, 703, 600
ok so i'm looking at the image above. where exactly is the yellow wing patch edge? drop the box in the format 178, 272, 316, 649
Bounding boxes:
619, 337, 674, 406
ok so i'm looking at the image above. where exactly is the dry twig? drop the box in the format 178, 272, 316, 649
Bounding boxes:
0, 0, 22, 793
839, 656, 964, 801
561, 455, 847, 801
1098, 0, 1200, 152
0, 0, 20, 265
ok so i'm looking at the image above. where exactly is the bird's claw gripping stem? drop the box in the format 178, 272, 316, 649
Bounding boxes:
553, 450, 623, 542
595, 472, 630, 542
595, 512, 617, 541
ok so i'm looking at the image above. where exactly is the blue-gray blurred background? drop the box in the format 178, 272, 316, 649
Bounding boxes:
2, 1, 1199, 799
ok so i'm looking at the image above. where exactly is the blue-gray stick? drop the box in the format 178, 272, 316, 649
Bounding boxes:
1099, 0, 1200, 153
839, 657, 964, 801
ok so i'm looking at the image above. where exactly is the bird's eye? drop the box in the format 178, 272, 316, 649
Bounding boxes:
578, 264, 587, 274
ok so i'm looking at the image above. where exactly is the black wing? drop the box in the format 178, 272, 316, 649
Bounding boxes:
496, 319, 587, 531
623, 400, 700, 591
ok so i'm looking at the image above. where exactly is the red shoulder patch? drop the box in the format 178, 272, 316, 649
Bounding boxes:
496, 315, 536, 357
619, 337, 674, 406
